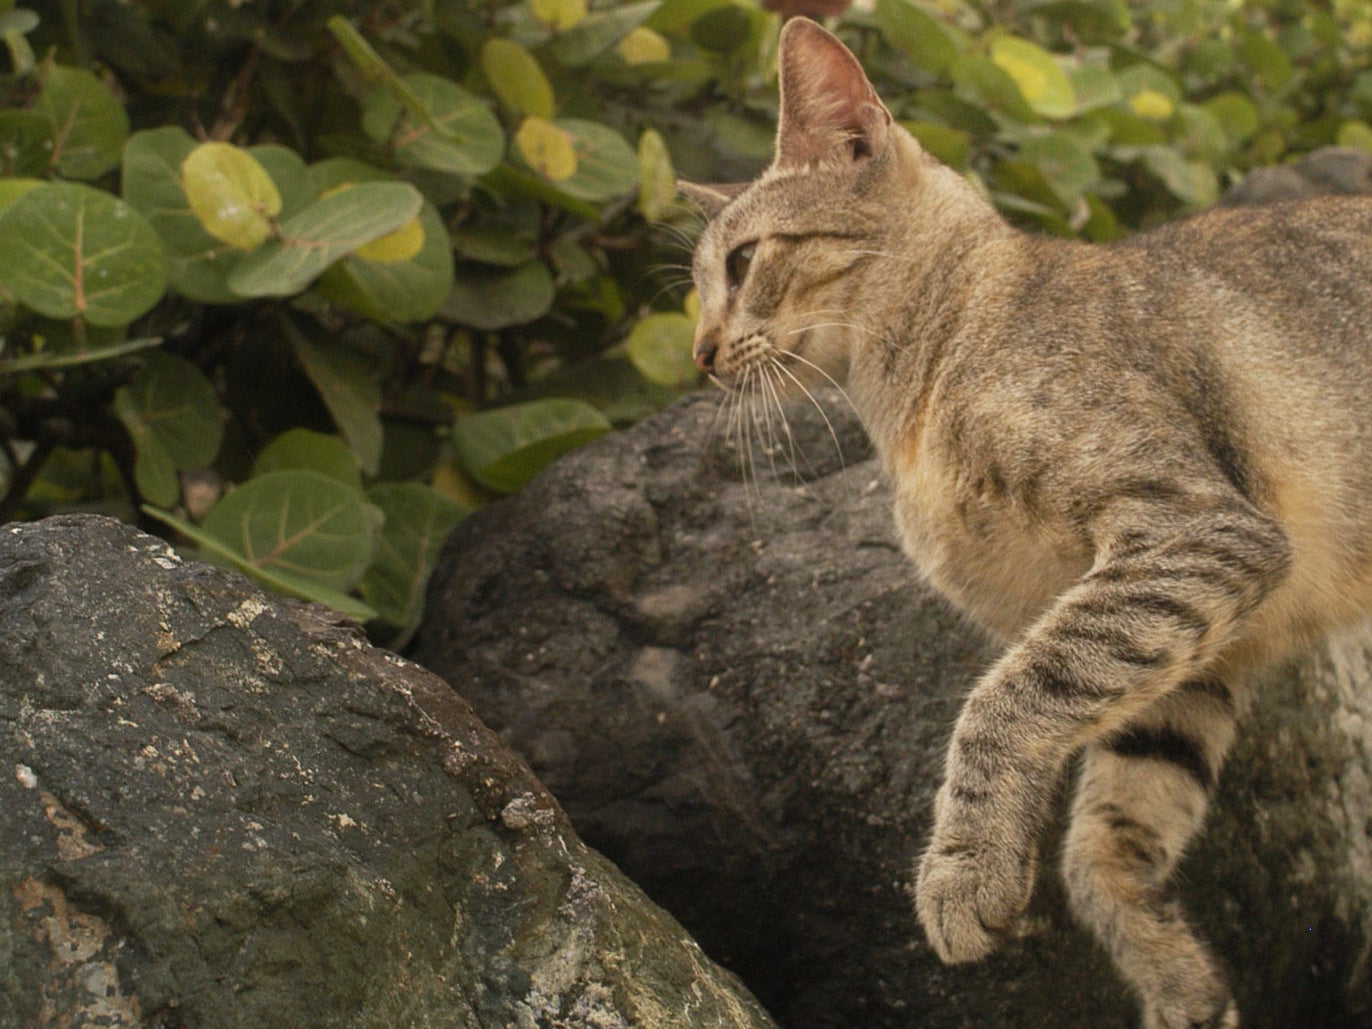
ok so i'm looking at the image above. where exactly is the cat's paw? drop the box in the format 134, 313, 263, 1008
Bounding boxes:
913, 835, 1036, 963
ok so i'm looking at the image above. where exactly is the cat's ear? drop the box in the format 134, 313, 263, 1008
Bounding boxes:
774, 17, 892, 169
677, 180, 749, 218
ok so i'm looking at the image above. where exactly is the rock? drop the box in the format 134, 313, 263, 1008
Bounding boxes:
0, 515, 775, 1029
1219, 146, 1372, 206
417, 391, 1372, 1028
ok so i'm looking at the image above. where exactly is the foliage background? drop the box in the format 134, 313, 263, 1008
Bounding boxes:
1, 0, 1370, 643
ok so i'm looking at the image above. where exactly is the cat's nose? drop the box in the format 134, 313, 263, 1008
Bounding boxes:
694, 339, 717, 374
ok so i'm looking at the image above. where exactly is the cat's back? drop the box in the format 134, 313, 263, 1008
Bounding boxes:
900, 194, 1372, 650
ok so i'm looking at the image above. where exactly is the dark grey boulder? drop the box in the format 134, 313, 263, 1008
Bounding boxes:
1219, 146, 1372, 206
417, 391, 1372, 1028
0, 515, 776, 1029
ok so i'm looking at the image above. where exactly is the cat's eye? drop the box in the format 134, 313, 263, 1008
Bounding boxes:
726, 242, 756, 294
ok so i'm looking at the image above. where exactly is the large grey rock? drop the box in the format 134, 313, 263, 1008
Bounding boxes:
417, 391, 1372, 1028
1220, 146, 1372, 206
0, 515, 776, 1029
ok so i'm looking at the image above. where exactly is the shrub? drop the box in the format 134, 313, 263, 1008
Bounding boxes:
1, 0, 1367, 641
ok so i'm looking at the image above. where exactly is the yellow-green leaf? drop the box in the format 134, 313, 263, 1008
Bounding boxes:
636, 127, 675, 222
617, 26, 670, 64
530, 0, 585, 31
1129, 88, 1174, 122
989, 36, 1075, 120
353, 216, 425, 263
181, 142, 281, 250
481, 38, 554, 119
515, 116, 577, 182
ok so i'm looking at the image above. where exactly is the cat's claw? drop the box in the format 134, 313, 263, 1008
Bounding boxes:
914, 837, 1035, 963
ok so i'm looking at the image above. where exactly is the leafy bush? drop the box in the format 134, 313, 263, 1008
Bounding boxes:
1, 0, 1368, 641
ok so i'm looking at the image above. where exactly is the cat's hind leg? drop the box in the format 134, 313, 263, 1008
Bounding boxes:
1063, 676, 1241, 1029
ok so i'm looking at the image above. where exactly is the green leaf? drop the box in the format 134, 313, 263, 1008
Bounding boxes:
454, 398, 611, 493
34, 64, 129, 179
516, 115, 578, 180
0, 181, 166, 326
113, 350, 223, 469
442, 260, 555, 330
626, 312, 696, 387
1203, 91, 1260, 143
546, 118, 639, 202
902, 121, 971, 168
122, 126, 241, 304
989, 36, 1076, 120
316, 200, 453, 322
362, 71, 504, 178
874, 0, 964, 75
951, 53, 1037, 122
1139, 146, 1218, 207
287, 327, 384, 476
249, 144, 314, 219
451, 223, 537, 266
253, 428, 362, 490
359, 482, 465, 638
1019, 133, 1099, 206
1238, 30, 1293, 93
202, 470, 378, 592
181, 141, 282, 250
326, 14, 436, 127
0, 111, 54, 176
228, 182, 423, 297
482, 38, 555, 118
545, 0, 660, 67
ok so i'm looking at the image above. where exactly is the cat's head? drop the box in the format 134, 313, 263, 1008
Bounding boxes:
682, 17, 931, 394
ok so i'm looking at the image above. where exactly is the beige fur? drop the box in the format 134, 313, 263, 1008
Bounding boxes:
684, 17, 1372, 1028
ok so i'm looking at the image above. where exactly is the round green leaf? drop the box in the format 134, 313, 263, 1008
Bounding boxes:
0, 111, 55, 177
34, 65, 129, 179
201, 470, 379, 592
454, 398, 612, 493
1140, 146, 1218, 207
113, 350, 224, 471
253, 428, 362, 490
362, 72, 504, 178
989, 36, 1076, 120
227, 181, 424, 297
182, 141, 282, 250
626, 312, 696, 387
1019, 133, 1099, 206
442, 260, 555, 330
482, 38, 555, 118
122, 126, 241, 304
359, 482, 465, 637
874, 0, 964, 75
315, 200, 454, 323
0, 182, 166, 326
546, 118, 639, 202
1203, 91, 1260, 143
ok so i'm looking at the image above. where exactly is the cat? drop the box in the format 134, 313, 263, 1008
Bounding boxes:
682, 16, 1372, 1029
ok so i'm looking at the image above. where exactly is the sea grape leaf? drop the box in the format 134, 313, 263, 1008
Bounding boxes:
442, 260, 555, 330
358, 482, 465, 639
626, 311, 696, 387
990, 36, 1076, 120
181, 141, 282, 250
362, 71, 504, 178
122, 126, 241, 304
288, 327, 384, 476
252, 428, 362, 490
227, 182, 423, 297
0, 181, 166, 326
34, 64, 129, 179
482, 38, 555, 118
545, 0, 660, 66
453, 398, 611, 493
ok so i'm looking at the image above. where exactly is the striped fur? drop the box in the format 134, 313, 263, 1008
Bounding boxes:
685, 18, 1372, 1027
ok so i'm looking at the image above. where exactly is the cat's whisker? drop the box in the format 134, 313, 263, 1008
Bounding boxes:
770, 350, 851, 490
761, 358, 805, 485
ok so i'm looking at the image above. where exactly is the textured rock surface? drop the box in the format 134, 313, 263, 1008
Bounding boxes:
0, 515, 776, 1029
418, 391, 1372, 1028
1219, 146, 1372, 206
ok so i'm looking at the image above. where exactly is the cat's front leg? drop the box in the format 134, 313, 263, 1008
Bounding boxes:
913, 493, 1291, 966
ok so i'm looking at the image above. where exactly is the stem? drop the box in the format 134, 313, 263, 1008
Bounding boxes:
0, 438, 54, 522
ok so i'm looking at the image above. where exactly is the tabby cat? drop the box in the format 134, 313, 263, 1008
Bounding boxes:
683, 17, 1372, 1029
